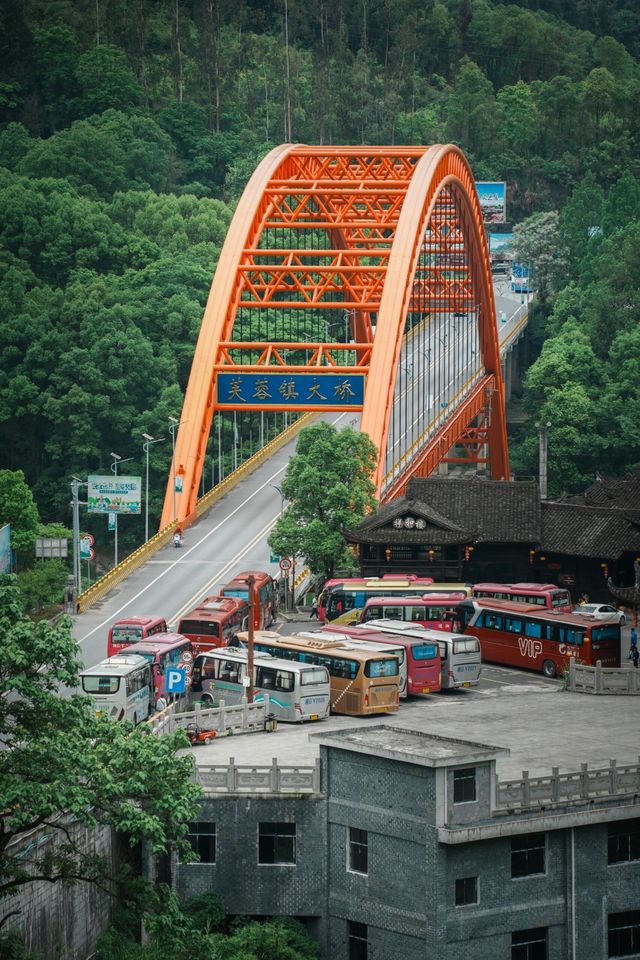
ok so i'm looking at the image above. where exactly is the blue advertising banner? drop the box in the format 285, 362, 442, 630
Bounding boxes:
489, 232, 513, 255
476, 182, 507, 223
0, 524, 11, 574
217, 372, 365, 409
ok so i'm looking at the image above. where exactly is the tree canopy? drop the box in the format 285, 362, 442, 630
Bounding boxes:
0, 575, 200, 918
268, 423, 378, 581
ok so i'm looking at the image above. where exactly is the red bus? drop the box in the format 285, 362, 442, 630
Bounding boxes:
114, 633, 193, 699
177, 596, 248, 653
471, 582, 572, 612
318, 575, 471, 622
320, 623, 441, 696
457, 598, 621, 678
359, 593, 467, 631
107, 615, 167, 658
220, 570, 278, 629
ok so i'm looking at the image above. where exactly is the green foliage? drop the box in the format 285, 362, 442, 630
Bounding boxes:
0, 469, 39, 558
513, 211, 569, 302
268, 423, 377, 581
0, 576, 201, 903
17, 559, 68, 614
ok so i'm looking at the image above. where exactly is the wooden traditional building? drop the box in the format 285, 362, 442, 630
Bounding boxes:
345, 474, 640, 602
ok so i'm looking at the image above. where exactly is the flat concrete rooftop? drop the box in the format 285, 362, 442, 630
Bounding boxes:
190, 683, 633, 780
310, 725, 509, 767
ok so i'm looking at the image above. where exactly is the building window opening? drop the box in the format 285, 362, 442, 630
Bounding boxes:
453, 767, 477, 803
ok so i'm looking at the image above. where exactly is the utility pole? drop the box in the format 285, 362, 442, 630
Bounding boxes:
538, 422, 551, 500
247, 573, 255, 704
71, 477, 86, 596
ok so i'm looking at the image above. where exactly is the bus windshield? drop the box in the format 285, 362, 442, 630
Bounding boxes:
111, 626, 143, 643
82, 676, 120, 695
365, 658, 399, 678
222, 588, 249, 600
411, 643, 439, 661
179, 619, 219, 637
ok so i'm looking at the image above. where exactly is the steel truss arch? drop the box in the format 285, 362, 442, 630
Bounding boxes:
161, 145, 509, 528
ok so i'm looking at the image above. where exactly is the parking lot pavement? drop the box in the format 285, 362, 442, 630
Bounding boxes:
188, 665, 632, 781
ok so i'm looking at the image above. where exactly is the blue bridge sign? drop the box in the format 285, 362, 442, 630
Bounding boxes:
217, 372, 365, 409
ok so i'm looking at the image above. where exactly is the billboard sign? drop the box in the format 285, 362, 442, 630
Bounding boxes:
88, 475, 141, 515
217, 373, 365, 409
476, 182, 507, 223
0, 524, 11, 574
489, 232, 513, 257
35, 537, 68, 558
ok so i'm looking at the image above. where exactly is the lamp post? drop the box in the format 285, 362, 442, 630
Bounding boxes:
272, 484, 284, 518
168, 416, 186, 523
71, 476, 87, 596
142, 433, 165, 542
110, 452, 133, 568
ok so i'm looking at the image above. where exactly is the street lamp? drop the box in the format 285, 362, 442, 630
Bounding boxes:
272, 484, 284, 518
142, 433, 165, 542
168, 416, 187, 523
110, 452, 133, 568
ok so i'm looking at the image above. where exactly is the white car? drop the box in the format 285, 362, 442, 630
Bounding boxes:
573, 603, 626, 626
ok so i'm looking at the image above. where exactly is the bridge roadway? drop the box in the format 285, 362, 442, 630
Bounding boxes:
75, 285, 527, 670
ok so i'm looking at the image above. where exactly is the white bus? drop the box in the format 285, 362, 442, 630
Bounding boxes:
191, 648, 331, 723
360, 620, 482, 691
80, 654, 154, 724
301, 629, 408, 699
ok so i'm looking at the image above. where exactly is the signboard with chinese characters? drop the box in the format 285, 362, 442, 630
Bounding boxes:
217, 373, 365, 409
87, 475, 142, 514
476, 182, 507, 223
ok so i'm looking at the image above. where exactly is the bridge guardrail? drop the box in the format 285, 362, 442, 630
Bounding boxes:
76, 412, 317, 614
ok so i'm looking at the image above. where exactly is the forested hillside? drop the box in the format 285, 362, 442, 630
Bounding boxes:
0, 0, 639, 556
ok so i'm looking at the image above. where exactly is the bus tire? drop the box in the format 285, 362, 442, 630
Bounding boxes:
202, 694, 215, 706
542, 660, 556, 679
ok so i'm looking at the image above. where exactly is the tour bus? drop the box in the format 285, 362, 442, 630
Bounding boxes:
177, 596, 248, 653
319, 575, 471, 622
220, 571, 278, 629
471, 582, 572, 612
107, 615, 167, 658
457, 598, 621, 678
80, 654, 154, 724
114, 633, 193, 699
191, 648, 331, 723
360, 620, 481, 690
322, 621, 442, 696
303, 628, 408, 698
246, 630, 400, 716
360, 593, 467, 631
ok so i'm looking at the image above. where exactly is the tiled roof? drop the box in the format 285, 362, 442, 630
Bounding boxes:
540, 503, 640, 560
582, 471, 640, 512
405, 478, 541, 542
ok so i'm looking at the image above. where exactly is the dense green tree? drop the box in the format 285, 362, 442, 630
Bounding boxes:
513, 211, 569, 303
0, 470, 39, 560
0, 576, 200, 909
268, 423, 377, 581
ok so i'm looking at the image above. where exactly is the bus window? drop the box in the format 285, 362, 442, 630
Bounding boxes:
504, 617, 523, 633
524, 621, 543, 639
365, 658, 398, 678
362, 605, 383, 621
412, 643, 439, 661
559, 627, 584, 646
301, 668, 329, 686
592, 625, 619, 644
82, 676, 119, 695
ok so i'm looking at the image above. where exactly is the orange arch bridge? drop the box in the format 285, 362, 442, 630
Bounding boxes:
161, 144, 509, 528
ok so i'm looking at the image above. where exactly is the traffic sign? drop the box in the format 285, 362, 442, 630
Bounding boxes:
270, 553, 280, 564
166, 668, 187, 694
279, 557, 292, 572
80, 533, 95, 561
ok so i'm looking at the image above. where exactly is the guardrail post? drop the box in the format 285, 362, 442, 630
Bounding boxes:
242, 696, 248, 730
227, 757, 236, 792
568, 657, 576, 691
595, 660, 604, 694
218, 700, 226, 734
270, 758, 279, 792
609, 759, 619, 794
551, 767, 560, 803
263, 693, 270, 723
521, 771, 530, 807
313, 757, 321, 794
580, 763, 589, 798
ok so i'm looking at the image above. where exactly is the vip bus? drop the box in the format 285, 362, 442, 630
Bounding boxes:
80, 654, 154, 724
457, 599, 621, 678
360, 593, 467, 631
220, 571, 278, 629
191, 648, 330, 723
322, 621, 442, 696
177, 596, 248, 652
471, 582, 572, 612
304, 628, 408, 698
115, 633, 193, 699
319, 576, 471, 622
247, 630, 400, 716
107, 615, 167, 658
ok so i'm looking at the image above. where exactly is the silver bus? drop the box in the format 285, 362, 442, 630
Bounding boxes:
80, 654, 154, 724
360, 620, 482, 690
191, 648, 330, 723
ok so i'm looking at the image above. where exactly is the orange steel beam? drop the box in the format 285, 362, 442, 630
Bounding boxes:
380, 376, 497, 503
161, 144, 509, 527
360, 144, 509, 495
